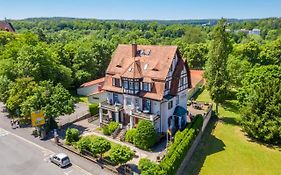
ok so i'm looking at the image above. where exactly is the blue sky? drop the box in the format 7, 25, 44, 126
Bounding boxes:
1, 0, 280, 20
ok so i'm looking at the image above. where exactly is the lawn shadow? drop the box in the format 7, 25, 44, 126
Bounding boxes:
219, 117, 239, 126
242, 132, 281, 152
183, 117, 226, 175
221, 100, 240, 114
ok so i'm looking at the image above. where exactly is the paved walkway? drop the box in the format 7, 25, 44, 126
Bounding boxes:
57, 103, 90, 127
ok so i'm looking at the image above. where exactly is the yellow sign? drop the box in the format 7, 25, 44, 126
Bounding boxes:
31, 111, 45, 126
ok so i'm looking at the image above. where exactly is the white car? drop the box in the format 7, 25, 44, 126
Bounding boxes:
49, 153, 71, 168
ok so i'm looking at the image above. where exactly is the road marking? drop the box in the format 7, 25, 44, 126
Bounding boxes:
0, 128, 9, 137
1, 127, 93, 175
64, 170, 73, 175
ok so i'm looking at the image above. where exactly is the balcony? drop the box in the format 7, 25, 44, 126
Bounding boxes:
100, 101, 123, 112
131, 109, 160, 121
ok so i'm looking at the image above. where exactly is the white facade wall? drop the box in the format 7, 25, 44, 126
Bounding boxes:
88, 92, 107, 104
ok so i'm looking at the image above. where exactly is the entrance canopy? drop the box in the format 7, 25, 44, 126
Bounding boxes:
173, 106, 187, 116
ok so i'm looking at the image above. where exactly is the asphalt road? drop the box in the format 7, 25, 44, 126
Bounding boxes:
0, 127, 91, 175
0, 102, 115, 175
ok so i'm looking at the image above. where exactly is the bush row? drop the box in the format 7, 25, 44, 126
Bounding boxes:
76, 135, 134, 165
139, 114, 204, 175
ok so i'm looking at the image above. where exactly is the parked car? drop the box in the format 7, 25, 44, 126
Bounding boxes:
49, 153, 71, 168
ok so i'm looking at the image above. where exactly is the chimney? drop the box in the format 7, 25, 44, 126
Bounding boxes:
132, 43, 137, 57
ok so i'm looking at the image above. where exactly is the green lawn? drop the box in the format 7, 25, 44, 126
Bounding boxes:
184, 89, 281, 175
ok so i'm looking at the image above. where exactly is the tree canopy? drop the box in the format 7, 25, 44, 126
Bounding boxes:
205, 19, 232, 112
238, 65, 281, 144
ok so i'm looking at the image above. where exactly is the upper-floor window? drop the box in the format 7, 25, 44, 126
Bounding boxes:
178, 72, 188, 92
112, 78, 121, 87
142, 82, 151, 92
122, 78, 140, 94
143, 98, 151, 113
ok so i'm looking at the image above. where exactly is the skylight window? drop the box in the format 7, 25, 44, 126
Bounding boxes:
144, 64, 148, 70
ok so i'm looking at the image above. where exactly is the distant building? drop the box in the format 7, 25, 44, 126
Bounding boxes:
249, 28, 261, 35
235, 28, 261, 35
77, 77, 107, 104
0, 20, 16, 32
187, 70, 204, 100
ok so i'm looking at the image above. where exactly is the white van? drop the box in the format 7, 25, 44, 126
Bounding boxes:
50, 153, 71, 168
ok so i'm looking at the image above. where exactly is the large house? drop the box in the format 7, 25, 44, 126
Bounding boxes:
99, 44, 191, 134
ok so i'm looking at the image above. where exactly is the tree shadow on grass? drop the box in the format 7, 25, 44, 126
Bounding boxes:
221, 100, 240, 114
183, 117, 226, 175
219, 117, 239, 126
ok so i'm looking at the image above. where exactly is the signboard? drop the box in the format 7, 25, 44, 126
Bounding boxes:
31, 111, 45, 126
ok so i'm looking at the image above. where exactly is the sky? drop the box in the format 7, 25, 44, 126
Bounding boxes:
0, 0, 280, 20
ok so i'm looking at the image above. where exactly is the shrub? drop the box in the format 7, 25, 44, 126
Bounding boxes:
138, 158, 159, 175
76, 136, 111, 157
65, 128, 80, 145
89, 137, 111, 157
102, 125, 111, 135
108, 121, 119, 133
89, 103, 99, 116
134, 120, 157, 150
109, 144, 134, 165
103, 121, 119, 135
125, 128, 137, 143
77, 136, 91, 153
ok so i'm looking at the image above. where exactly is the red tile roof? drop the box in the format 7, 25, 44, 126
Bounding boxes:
80, 77, 105, 88
0, 21, 15, 32
103, 44, 188, 101
106, 44, 178, 81
190, 70, 204, 88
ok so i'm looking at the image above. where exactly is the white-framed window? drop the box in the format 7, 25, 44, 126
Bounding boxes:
112, 78, 121, 87
176, 95, 179, 105
143, 82, 150, 92
168, 100, 173, 110
126, 98, 132, 106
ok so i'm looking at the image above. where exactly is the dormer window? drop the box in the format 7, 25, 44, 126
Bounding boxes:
112, 78, 121, 87
122, 78, 140, 94
142, 82, 152, 92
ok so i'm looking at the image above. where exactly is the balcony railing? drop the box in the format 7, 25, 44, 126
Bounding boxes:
131, 109, 160, 121
100, 101, 123, 111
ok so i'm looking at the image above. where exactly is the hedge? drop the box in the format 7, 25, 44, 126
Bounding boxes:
139, 114, 204, 175
89, 103, 99, 116
138, 158, 159, 175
